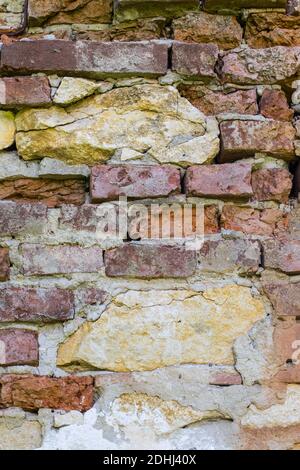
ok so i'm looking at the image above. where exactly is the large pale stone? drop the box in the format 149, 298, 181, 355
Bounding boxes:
54, 77, 99, 105
15, 85, 219, 166
0, 417, 42, 450
0, 111, 15, 150
57, 286, 265, 372
241, 385, 300, 428
108, 393, 228, 438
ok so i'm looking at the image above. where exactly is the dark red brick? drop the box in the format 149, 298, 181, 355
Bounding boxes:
252, 168, 293, 203
0, 77, 51, 108
0, 202, 47, 237
172, 42, 218, 79
0, 329, 38, 366
0, 287, 75, 323
263, 239, 300, 274
264, 281, 300, 316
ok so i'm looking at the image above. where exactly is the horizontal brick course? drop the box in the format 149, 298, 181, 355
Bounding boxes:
1, 41, 169, 78
221, 206, 286, 236
0, 329, 38, 366
0, 287, 75, 323
91, 165, 181, 202
105, 244, 197, 278
0, 375, 94, 411
21, 244, 103, 275
0, 77, 51, 108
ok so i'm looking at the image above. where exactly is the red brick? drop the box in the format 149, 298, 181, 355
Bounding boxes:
0, 287, 74, 323
1, 40, 168, 78
0, 375, 93, 412
209, 371, 242, 386
178, 85, 258, 116
0, 178, 86, 208
263, 239, 300, 274
77, 288, 108, 306
264, 281, 300, 316
173, 12, 243, 50
220, 120, 296, 162
91, 165, 181, 202
0, 202, 47, 237
172, 42, 218, 79
0, 77, 51, 108
105, 244, 197, 278
221, 206, 285, 236
0, 248, 9, 281
272, 321, 300, 383
260, 89, 294, 121
252, 168, 293, 203
0, 329, 38, 366
21, 244, 103, 275
199, 239, 261, 273
185, 162, 253, 199
204, 205, 220, 234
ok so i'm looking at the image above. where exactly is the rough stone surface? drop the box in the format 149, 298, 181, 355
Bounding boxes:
16, 85, 219, 166
173, 12, 243, 50
114, 0, 199, 21
263, 239, 300, 274
0, 248, 9, 281
172, 42, 219, 79
0, 418, 42, 450
287, 0, 300, 15
0, 287, 75, 323
0, 111, 15, 150
91, 164, 181, 202
245, 13, 300, 48
198, 239, 261, 274
28, 0, 113, 26
204, 0, 286, 12
0, 76, 51, 108
260, 89, 293, 121
178, 86, 258, 116
21, 244, 103, 275
0, 375, 94, 411
1, 41, 169, 78
54, 77, 99, 105
0, 329, 38, 366
220, 47, 300, 85
220, 120, 296, 161
0, 178, 86, 207
264, 281, 300, 316
251, 168, 293, 203
0, 201, 47, 237
185, 162, 253, 199
104, 244, 197, 278
221, 206, 285, 236
57, 286, 265, 371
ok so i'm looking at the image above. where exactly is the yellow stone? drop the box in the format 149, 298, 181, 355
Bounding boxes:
15, 85, 219, 166
0, 418, 42, 450
0, 111, 15, 150
57, 286, 265, 372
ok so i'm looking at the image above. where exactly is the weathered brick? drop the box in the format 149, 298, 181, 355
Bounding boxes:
185, 162, 253, 199
77, 288, 108, 306
0, 329, 38, 366
172, 42, 218, 79
1, 41, 169, 78
21, 244, 103, 275
0, 201, 48, 237
105, 244, 197, 278
220, 120, 296, 162
252, 168, 293, 203
0, 178, 86, 207
263, 281, 300, 316
260, 89, 293, 121
221, 206, 286, 236
209, 371, 242, 386
173, 12, 243, 50
0, 375, 94, 411
114, 0, 199, 21
29, 0, 113, 26
178, 85, 258, 116
263, 239, 300, 274
91, 165, 181, 202
198, 239, 261, 274
0, 287, 74, 323
220, 47, 300, 85
0, 77, 51, 108
272, 321, 300, 383
204, 0, 286, 12
287, 0, 300, 15
0, 248, 9, 281
245, 13, 300, 48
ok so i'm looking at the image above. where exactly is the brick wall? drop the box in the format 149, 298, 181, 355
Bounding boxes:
0, 0, 300, 450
